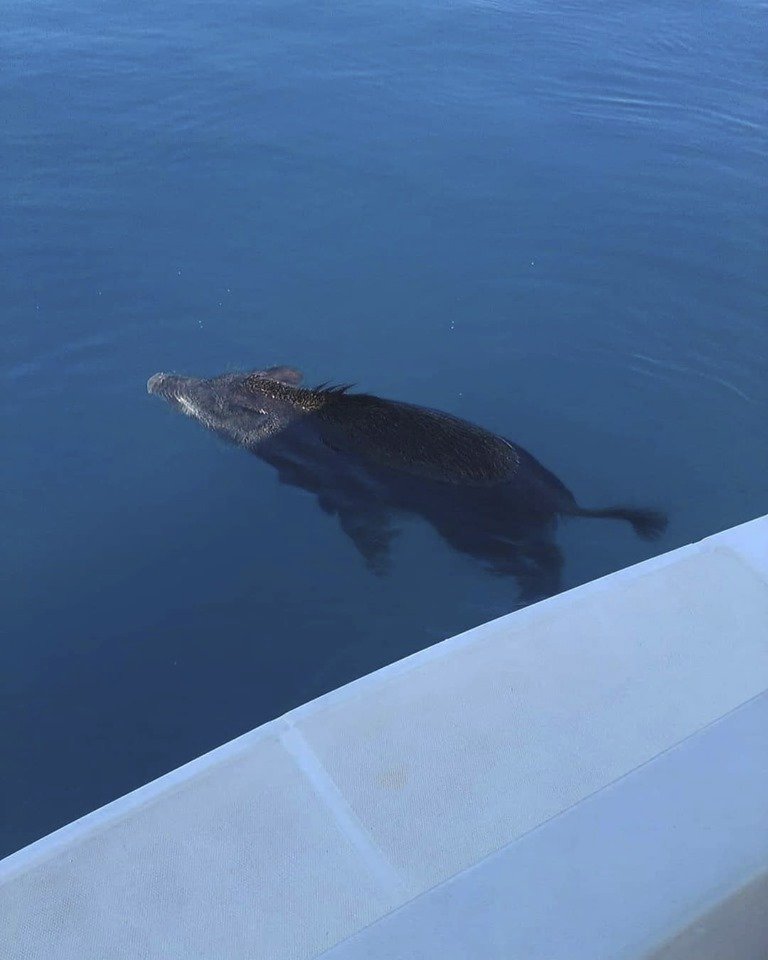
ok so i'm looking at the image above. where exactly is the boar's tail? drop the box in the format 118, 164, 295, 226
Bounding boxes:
572, 505, 668, 541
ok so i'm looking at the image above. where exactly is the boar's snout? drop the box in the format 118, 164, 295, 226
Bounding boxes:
147, 372, 171, 394
148, 372, 190, 398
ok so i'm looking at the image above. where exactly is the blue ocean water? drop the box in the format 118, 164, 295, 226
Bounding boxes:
2, 0, 766, 856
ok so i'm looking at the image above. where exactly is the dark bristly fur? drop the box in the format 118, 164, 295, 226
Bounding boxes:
148, 365, 668, 599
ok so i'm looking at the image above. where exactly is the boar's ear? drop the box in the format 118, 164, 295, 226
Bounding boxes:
256, 366, 304, 385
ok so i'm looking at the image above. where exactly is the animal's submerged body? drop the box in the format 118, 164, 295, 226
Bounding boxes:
148, 365, 666, 599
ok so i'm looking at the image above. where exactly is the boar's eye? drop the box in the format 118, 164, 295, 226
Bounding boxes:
232, 388, 268, 413
234, 399, 267, 416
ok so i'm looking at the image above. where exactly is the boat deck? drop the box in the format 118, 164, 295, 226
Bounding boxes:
3, 516, 767, 959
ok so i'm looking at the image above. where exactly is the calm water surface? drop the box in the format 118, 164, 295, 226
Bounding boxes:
2, 0, 766, 855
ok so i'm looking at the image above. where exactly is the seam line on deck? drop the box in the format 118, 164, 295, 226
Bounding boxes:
280, 725, 408, 900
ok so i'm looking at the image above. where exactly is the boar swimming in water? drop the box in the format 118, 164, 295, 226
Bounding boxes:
147, 366, 667, 600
